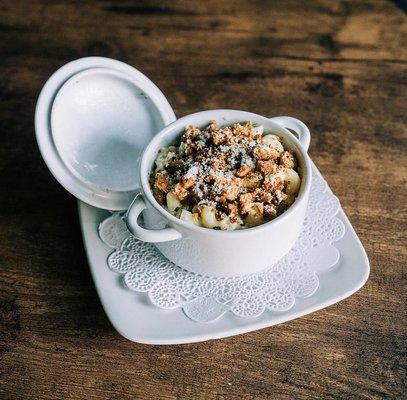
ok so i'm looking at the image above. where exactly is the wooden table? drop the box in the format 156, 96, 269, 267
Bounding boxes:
0, 1, 405, 398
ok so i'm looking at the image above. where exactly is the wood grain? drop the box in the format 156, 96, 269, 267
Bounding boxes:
0, 1, 406, 399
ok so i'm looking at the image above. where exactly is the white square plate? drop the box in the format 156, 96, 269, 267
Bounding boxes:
79, 167, 369, 345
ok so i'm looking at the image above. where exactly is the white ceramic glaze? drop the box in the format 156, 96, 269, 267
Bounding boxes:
127, 110, 312, 277
35, 57, 176, 210
78, 163, 370, 344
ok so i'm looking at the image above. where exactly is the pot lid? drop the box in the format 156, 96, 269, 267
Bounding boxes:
35, 57, 176, 210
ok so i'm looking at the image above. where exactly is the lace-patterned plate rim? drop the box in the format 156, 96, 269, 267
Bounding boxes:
97, 168, 347, 323
79, 162, 369, 344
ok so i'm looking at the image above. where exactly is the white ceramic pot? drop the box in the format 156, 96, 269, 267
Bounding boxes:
127, 110, 312, 277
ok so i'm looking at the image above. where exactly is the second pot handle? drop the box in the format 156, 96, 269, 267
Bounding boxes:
125, 194, 182, 243
269, 116, 311, 151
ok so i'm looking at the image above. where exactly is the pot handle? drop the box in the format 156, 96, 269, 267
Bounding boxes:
125, 194, 182, 243
269, 116, 311, 151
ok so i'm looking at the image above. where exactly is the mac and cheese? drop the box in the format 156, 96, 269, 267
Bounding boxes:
150, 121, 301, 230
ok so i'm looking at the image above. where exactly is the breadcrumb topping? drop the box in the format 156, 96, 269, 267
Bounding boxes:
150, 121, 301, 230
